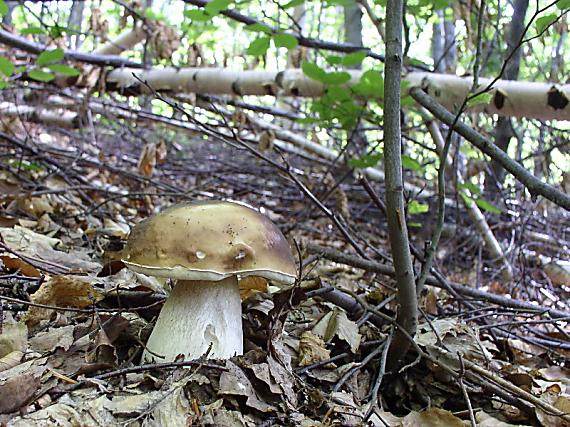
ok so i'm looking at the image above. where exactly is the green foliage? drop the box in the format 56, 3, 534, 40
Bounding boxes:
342, 51, 368, 67
402, 155, 422, 172
467, 92, 493, 108
0, 57, 14, 77
556, 0, 570, 10
282, 0, 305, 8
36, 49, 64, 66
20, 26, 46, 35
458, 181, 481, 196
246, 36, 271, 56
459, 181, 501, 214
0, 0, 7, 16
28, 69, 55, 82
474, 198, 501, 214
322, 0, 352, 6
352, 70, 384, 98
535, 13, 558, 34
301, 61, 327, 81
348, 153, 382, 168
244, 23, 273, 34
408, 200, 429, 214
204, 0, 232, 15
46, 64, 80, 77
184, 9, 210, 21
6, 159, 44, 172
273, 33, 298, 49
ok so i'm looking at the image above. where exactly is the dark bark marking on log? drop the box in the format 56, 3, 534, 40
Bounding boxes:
232, 81, 244, 96
494, 89, 506, 110
262, 83, 276, 96
547, 86, 569, 110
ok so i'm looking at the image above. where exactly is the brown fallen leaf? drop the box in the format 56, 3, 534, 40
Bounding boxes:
298, 331, 334, 368
0, 372, 42, 414
219, 360, 276, 413
25, 276, 104, 327
0, 321, 27, 358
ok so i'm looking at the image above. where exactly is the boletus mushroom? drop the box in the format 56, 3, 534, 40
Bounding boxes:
122, 200, 297, 362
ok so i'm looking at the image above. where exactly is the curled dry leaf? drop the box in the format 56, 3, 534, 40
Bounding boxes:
239, 276, 269, 300
0, 351, 24, 373
137, 142, 157, 178
312, 307, 361, 353
25, 276, 104, 326
401, 407, 465, 427
0, 321, 27, 359
219, 360, 276, 413
536, 385, 570, 427
298, 331, 333, 368
8, 403, 82, 426
29, 325, 76, 353
543, 260, 570, 287
150, 21, 181, 59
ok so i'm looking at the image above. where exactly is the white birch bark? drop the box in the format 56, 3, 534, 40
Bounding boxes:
105, 68, 570, 121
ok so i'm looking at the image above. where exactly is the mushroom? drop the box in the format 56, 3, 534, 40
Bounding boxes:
122, 200, 297, 362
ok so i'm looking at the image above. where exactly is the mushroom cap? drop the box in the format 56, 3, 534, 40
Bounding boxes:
122, 201, 297, 284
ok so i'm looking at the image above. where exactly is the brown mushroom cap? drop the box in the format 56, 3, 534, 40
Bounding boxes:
122, 201, 297, 284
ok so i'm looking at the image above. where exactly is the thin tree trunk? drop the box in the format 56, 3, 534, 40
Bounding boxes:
383, 0, 417, 370
68, 1, 85, 49
486, 0, 529, 195
344, 0, 368, 154
432, 10, 445, 72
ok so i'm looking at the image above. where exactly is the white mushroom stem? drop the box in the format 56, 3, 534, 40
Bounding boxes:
142, 276, 243, 362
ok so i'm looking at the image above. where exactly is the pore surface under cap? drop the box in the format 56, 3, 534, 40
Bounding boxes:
122, 201, 297, 283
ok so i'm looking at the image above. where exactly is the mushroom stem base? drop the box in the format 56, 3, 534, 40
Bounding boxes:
141, 277, 243, 362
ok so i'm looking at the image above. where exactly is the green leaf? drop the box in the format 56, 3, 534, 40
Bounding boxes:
21, 26, 46, 35
327, 86, 351, 102
408, 222, 422, 228
459, 191, 474, 207
184, 9, 210, 21
273, 33, 298, 49
458, 181, 481, 195
295, 117, 319, 125
432, 0, 449, 9
556, 0, 570, 9
7, 159, 44, 172
348, 153, 382, 168
401, 95, 415, 106
0, 57, 14, 77
352, 69, 383, 97
283, 0, 304, 8
49, 26, 64, 38
302, 61, 327, 82
0, 80, 8, 89
244, 23, 272, 33
28, 69, 55, 82
204, 0, 232, 16
535, 13, 558, 34
402, 155, 422, 171
322, 71, 351, 85
342, 51, 367, 67
0, 0, 7, 16
246, 36, 270, 56
47, 64, 80, 76
467, 92, 493, 108
408, 200, 429, 214
36, 48, 64, 66
407, 57, 431, 68
325, 55, 343, 65
474, 198, 501, 214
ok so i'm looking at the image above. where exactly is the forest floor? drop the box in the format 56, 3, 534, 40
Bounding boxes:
1, 117, 569, 426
